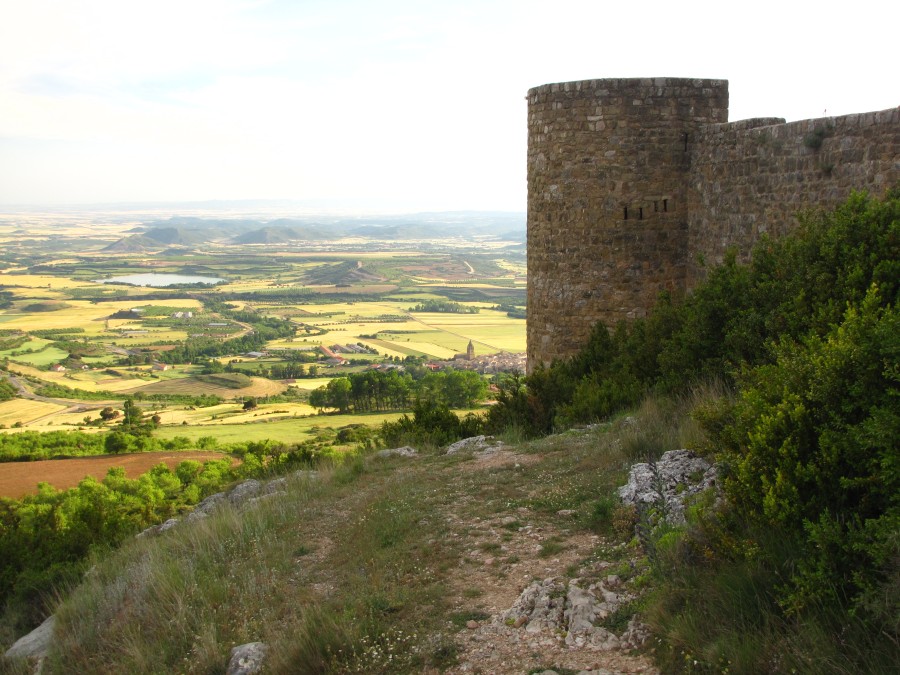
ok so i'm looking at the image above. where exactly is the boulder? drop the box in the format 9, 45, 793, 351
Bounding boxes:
4, 614, 55, 665
617, 449, 717, 525
376, 446, 418, 458
445, 435, 498, 455
225, 641, 268, 675
227, 479, 262, 506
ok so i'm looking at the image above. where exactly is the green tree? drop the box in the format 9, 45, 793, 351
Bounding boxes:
104, 431, 133, 455
99, 406, 119, 421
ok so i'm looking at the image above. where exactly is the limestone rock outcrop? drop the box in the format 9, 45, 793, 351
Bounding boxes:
617, 449, 717, 525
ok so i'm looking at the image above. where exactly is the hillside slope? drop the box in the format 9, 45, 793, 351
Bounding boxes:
18, 415, 671, 674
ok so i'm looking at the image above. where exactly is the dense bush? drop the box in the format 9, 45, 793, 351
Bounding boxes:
380, 399, 483, 449
489, 188, 899, 434
714, 288, 898, 613
309, 368, 488, 414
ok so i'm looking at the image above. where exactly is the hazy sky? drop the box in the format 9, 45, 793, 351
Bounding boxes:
1, 0, 896, 210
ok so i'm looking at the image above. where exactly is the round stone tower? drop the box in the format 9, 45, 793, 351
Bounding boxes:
526, 77, 728, 370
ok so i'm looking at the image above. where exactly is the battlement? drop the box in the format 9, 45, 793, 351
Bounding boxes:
527, 78, 899, 370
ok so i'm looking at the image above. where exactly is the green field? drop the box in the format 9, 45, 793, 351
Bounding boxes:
153, 411, 408, 444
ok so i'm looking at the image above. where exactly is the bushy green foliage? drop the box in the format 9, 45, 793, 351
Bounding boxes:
0, 378, 16, 402
492, 189, 899, 433
713, 289, 898, 614
484, 190, 900, 671
623, 189, 899, 673
0, 459, 234, 632
409, 299, 479, 313
380, 399, 483, 449
0, 430, 195, 462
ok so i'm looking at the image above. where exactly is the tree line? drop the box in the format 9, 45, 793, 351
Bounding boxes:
308, 369, 487, 413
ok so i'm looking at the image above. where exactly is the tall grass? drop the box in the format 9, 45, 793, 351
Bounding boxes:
40, 451, 460, 674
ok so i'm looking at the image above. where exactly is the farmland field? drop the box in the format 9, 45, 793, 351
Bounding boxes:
153, 411, 409, 444
0, 451, 238, 499
0, 399, 68, 427
124, 375, 287, 398
0, 209, 525, 432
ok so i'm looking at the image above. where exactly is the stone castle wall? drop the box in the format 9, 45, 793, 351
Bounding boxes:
686, 108, 900, 284
527, 77, 899, 370
527, 78, 728, 367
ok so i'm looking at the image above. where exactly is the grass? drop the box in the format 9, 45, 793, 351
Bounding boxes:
20, 387, 865, 674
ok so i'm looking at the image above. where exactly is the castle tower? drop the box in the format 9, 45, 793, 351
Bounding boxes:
466, 340, 475, 360
526, 78, 728, 370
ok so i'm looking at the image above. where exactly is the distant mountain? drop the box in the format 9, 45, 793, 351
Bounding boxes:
103, 234, 160, 253
110, 211, 527, 248
136, 217, 262, 235
302, 260, 385, 285
232, 224, 334, 244
349, 224, 434, 239
141, 227, 208, 246
497, 229, 527, 242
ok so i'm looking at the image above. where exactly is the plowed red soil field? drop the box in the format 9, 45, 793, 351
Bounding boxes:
0, 451, 238, 499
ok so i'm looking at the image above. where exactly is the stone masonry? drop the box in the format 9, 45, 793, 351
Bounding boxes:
526, 77, 899, 369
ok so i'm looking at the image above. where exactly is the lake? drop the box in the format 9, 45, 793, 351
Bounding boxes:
97, 273, 223, 287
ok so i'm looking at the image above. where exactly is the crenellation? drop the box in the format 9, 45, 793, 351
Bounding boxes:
527, 76, 899, 370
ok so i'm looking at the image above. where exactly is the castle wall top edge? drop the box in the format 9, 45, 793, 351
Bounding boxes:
527, 77, 728, 96
705, 106, 900, 134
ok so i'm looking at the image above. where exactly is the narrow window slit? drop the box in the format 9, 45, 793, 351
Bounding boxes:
638, 207, 643, 220
663, 199, 668, 212
623, 207, 628, 220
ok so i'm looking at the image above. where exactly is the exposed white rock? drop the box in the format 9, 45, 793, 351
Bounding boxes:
225, 641, 268, 675
4, 614, 55, 666
617, 449, 717, 525
376, 446, 418, 458
446, 435, 490, 455
227, 479, 262, 505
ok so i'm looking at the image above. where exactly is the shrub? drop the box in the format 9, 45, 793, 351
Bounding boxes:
717, 288, 899, 613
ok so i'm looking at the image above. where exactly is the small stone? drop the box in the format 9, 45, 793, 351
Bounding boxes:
484, 557, 495, 566
376, 446, 418, 458
226, 642, 268, 675
557, 509, 576, 517
606, 574, 621, 588
466, 620, 479, 629
514, 615, 527, 628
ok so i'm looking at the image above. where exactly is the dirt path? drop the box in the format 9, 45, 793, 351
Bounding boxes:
433, 448, 658, 675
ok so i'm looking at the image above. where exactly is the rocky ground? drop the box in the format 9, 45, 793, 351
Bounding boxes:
432, 442, 658, 675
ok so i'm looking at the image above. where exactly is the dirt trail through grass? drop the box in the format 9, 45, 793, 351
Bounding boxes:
429, 446, 657, 675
